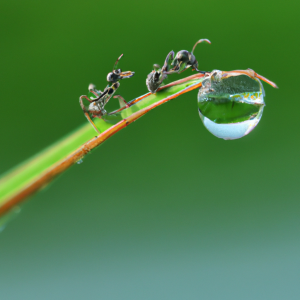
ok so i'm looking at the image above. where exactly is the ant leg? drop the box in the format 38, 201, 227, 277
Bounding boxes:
156, 51, 175, 75
164, 65, 180, 75
113, 95, 130, 108
153, 64, 161, 71
79, 95, 92, 106
165, 61, 185, 75
165, 59, 186, 74
161, 51, 175, 73
177, 61, 189, 74
113, 95, 129, 108
84, 112, 101, 134
192, 65, 207, 74
79, 96, 100, 134
88, 84, 103, 99
164, 69, 177, 75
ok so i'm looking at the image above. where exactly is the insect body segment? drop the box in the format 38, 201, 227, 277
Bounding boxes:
79, 54, 135, 134
146, 50, 174, 93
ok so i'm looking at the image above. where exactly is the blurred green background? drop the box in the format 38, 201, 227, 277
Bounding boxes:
0, 0, 299, 299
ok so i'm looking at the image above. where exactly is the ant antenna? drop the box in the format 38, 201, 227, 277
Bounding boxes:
113, 54, 123, 70
192, 39, 211, 54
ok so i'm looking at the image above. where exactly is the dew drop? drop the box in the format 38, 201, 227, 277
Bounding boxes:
76, 159, 84, 164
198, 70, 265, 140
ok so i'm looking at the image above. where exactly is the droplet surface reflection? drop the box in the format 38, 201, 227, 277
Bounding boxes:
198, 70, 265, 140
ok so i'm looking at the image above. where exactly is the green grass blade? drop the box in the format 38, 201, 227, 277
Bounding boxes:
0, 75, 205, 216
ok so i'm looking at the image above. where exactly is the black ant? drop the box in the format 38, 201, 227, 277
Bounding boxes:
79, 54, 134, 133
167, 39, 211, 74
146, 39, 211, 93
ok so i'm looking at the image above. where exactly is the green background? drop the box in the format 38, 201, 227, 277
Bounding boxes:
1, 0, 299, 299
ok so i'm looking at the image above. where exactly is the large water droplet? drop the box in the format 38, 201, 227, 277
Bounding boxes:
198, 70, 265, 140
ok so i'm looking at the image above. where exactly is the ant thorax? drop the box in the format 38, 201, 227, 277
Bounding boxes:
107, 70, 121, 83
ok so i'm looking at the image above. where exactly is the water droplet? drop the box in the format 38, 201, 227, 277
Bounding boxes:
76, 158, 84, 164
198, 70, 265, 140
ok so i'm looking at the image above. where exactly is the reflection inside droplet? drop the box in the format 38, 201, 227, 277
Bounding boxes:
198, 70, 265, 140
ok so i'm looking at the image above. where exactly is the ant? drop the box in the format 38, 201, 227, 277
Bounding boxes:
79, 54, 134, 134
146, 39, 211, 93
167, 39, 211, 74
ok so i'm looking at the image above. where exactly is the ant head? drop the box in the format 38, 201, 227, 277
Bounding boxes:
107, 54, 135, 82
107, 71, 119, 83
106, 55, 123, 82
